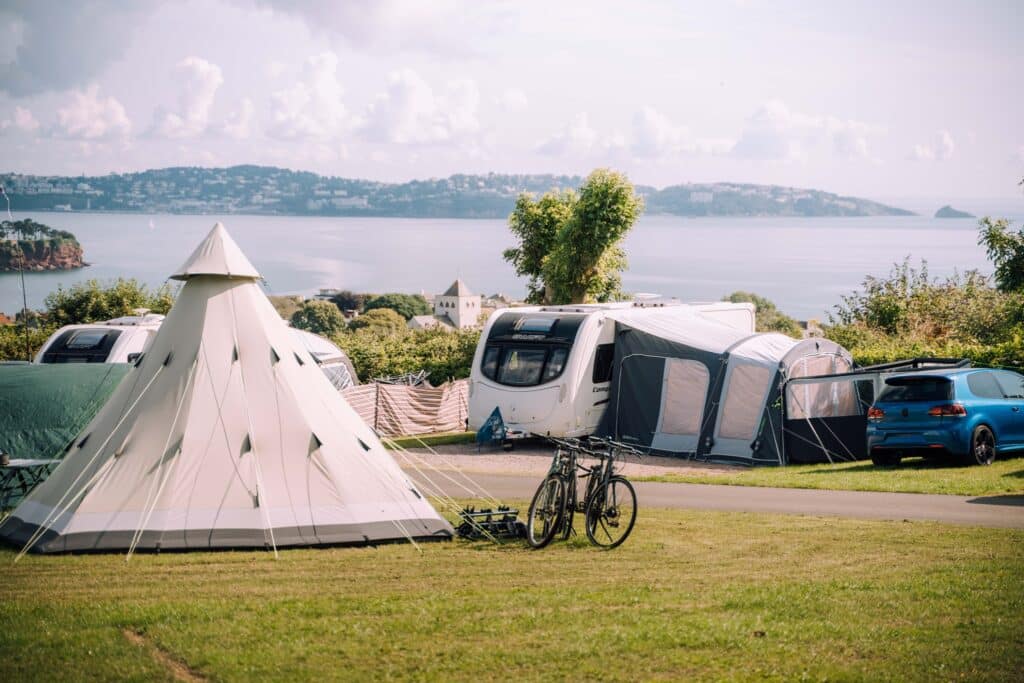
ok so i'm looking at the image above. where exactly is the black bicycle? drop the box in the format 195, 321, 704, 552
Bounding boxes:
526, 436, 640, 549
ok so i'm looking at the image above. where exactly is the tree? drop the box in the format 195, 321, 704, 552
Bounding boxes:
290, 299, 348, 336
502, 191, 575, 303
978, 217, 1024, 293
347, 307, 407, 336
43, 278, 175, 326
723, 291, 802, 338
502, 169, 643, 305
329, 290, 373, 313
363, 293, 431, 320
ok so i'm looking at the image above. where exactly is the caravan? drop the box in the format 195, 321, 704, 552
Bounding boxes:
467, 301, 755, 438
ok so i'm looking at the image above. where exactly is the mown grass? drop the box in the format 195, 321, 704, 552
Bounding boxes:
388, 431, 476, 449
636, 455, 1024, 496
2, 506, 1022, 682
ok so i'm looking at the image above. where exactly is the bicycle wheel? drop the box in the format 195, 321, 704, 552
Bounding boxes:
527, 475, 566, 549
560, 480, 576, 540
584, 476, 637, 549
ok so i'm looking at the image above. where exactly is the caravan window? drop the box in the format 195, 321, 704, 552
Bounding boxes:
481, 346, 499, 380
40, 329, 122, 363
592, 344, 615, 383
543, 348, 568, 382
480, 343, 571, 387
498, 348, 547, 386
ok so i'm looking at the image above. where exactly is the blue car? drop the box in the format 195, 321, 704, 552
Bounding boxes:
866, 368, 1024, 466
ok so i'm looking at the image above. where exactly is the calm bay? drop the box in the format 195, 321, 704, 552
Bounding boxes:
0, 211, 1012, 321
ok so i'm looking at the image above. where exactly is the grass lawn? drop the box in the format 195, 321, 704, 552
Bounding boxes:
2, 506, 1022, 682
387, 431, 476, 449
636, 455, 1024, 497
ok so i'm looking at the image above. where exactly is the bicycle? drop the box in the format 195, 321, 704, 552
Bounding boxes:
526, 436, 640, 549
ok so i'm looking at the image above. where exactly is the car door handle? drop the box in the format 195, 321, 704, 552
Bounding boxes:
1013, 406, 1021, 412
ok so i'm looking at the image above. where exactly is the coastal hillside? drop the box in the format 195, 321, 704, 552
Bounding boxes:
0, 219, 85, 271
0, 166, 913, 218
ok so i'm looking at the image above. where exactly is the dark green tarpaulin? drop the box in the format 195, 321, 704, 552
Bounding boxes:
0, 363, 129, 459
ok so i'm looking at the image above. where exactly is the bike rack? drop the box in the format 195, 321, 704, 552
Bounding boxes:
455, 505, 526, 540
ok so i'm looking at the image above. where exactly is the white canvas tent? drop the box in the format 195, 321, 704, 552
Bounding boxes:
0, 223, 452, 554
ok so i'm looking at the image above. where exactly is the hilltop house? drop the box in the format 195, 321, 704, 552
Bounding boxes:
408, 279, 482, 331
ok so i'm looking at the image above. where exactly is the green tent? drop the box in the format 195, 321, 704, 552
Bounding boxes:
0, 363, 129, 459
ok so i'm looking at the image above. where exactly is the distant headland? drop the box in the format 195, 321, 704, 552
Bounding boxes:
934, 205, 975, 219
0, 218, 86, 271
0, 166, 915, 219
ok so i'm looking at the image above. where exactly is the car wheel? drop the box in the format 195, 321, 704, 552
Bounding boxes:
871, 451, 901, 467
968, 425, 996, 466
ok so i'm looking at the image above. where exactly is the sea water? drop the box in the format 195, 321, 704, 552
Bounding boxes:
0, 211, 1011, 321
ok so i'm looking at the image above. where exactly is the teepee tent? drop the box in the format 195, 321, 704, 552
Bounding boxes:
0, 223, 452, 554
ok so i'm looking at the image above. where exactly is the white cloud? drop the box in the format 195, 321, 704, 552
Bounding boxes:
361, 69, 480, 145
268, 52, 352, 140
496, 88, 528, 111
536, 113, 599, 156
151, 57, 224, 138
222, 98, 255, 140
54, 85, 131, 140
0, 106, 40, 134
911, 130, 955, 162
731, 100, 881, 162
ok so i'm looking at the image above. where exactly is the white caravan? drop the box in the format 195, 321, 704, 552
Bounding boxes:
34, 313, 358, 389
468, 301, 756, 438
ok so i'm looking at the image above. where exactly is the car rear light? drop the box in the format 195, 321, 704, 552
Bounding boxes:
928, 404, 967, 417
867, 407, 884, 421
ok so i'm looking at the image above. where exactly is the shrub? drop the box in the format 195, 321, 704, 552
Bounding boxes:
334, 327, 480, 382
43, 278, 175, 326
290, 299, 348, 336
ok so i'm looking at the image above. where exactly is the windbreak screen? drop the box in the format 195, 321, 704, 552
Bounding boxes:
659, 359, 708, 436
718, 364, 772, 440
786, 377, 871, 419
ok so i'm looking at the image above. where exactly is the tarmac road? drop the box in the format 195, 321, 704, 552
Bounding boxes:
413, 472, 1024, 529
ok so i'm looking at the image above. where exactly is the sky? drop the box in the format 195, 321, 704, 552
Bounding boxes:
0, 0, 1021, 202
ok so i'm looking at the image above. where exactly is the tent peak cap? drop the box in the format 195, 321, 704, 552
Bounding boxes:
169, 222, 261, 281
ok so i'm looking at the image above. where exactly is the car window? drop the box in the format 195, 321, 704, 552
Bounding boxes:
995, 371, 1024, 399
966, 371, 1005, 399
877, 376, 952, 402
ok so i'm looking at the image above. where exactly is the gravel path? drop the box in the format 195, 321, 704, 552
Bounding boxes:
392, 441, 1024, 529
394, 441, 739, 478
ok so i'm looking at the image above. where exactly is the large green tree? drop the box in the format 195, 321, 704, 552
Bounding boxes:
329, 290, 374, 313
978, 217, 1024, 293
502, 191, 576, 303
503, 169, 643, 304
363, 293, 431, 320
